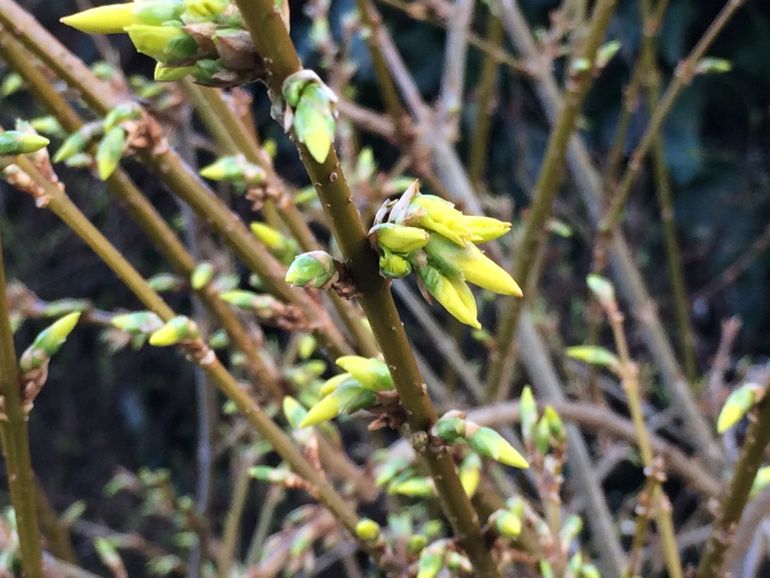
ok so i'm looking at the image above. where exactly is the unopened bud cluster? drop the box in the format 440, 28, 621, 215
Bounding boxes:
61, 0, 264, 87
433, 410, 529, 469
53, 103, 143, 180
370, 180, 521, 328
296, 356, 394, 428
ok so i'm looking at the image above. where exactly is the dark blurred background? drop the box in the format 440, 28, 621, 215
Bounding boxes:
1, 0, 770, 573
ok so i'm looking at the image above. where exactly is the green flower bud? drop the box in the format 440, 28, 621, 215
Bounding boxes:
355, 518, 381, 542
218, 290, 279, 314
64, 153, 94, 168
717, 383, 762, 433
190, 262, 214, 290
154, 62, 197, 82
250, 222, 296, 262
125, 24, 198, 63
540, 560, 555, 578
446, 552, 471, 573
54, 127, 99, 164
581, 563, 601, 578
293, 83, 336, 164
147, 272, 183, 292
543, 405, 566, 443
696, 57, 733, 75
285, 251, 337, 289
335, 356, 394, 391
370, 223, 430, 254
297, 334, 317, 360
283, 396, 309, 430
40, 299, 89, 318
461, 215, 511, 244
493, 508, 522, 539
459, 452, 481, 497
560, 514, 583, 544
133, 0, 185, 26
249, 465, 290, 483
416, 264, 480, 329
520, 385, 538, 444
207, 329, 229, 349
319, 373, 354, 396
568, 552, 584, 575
103, 103, 142, 131
466, 425, 529, 469
29, 116, 65, 138
60, 4, 137, 34
407, 534, 428, 554
403, 193, 470, 247
19, 312, 81, 372
587, 273, 615, 306
751, 465, 770, 497
425, 233, 522, 297
200, 155, 266, 185
299, 383, 376, 427
0, 131, 49, 155
433, 414, 467, 443
111, 311, 164, 335
388, 477, 434, 498
1, 72, 23, 97
596, 39, 622, 68
423, 520, 444, 539
374, 455, 410, 487
417, 542, 446, 578
379, 249, 412, 279
535, 415, 551, 455
566, 345, 620, 372
96, 126, 126, 180
91, 61, 117, 80
94, 537, 122, 568
149, 315, 199, 346
183, 0, 229, 21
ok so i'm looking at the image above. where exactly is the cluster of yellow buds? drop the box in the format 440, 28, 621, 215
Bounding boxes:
369, 180, 522, 328
296, 356, 394, 428
61, 0, 263, 87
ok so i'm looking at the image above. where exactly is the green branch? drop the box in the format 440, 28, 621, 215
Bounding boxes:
0, 232, 44, 578
232, 1, 502, 575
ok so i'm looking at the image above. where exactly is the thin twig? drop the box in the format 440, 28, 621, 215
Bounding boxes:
435, 0, 474, 140
493, 0, 723, 471
600, 0, 746, 234
485, 0, 619, 402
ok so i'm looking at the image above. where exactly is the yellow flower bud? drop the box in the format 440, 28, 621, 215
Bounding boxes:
461, 215, 511, 243
369, 223, 430, 253
417, 265, 480, 329
335, 356, 394, 391
318, 373, 352, 396
426, 233, 522, 297
60, 3, 136, 35
407, 194, 470, 247
299, 383, 375, 427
